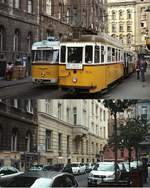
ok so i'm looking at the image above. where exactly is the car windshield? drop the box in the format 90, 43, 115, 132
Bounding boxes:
71, 164, 79, 167
0, 167, 19, 175
93, 163, 114, 171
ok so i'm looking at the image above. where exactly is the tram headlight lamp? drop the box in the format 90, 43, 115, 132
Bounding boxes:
72, 77, 78, 83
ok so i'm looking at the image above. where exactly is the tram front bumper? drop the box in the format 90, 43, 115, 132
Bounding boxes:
32, 78, 58, 85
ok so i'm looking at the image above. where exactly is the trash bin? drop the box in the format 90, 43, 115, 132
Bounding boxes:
130, 169, 143, 187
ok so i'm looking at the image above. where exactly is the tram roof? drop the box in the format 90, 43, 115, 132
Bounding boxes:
61, 34, 123, 49
32, 40, 60, 50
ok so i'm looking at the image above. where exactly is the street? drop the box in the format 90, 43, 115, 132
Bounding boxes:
0, 67, 150, 98
76, 173, 88, 187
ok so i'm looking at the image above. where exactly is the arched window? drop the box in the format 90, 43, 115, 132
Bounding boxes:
26, 131, 32, 152
11, 128, 18, 151
13, 29, 20, 52
27, 32, 32, 52
127, 34, 132, 45
127, 9, 132, 19
119, 10, 123, 19
112, 11, 116, 20
0, 26, 5, 52
27, 0, 33, 13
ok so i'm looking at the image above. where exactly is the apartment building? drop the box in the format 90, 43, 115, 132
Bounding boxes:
107, 0, 150, 53
37, 100, 108, 165
0, 99, 38, 171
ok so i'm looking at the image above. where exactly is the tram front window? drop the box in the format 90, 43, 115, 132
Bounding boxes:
68, 47, 83, 63
32, 50, 59, 63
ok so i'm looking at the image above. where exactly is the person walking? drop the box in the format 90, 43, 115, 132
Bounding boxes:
5, 62, 14, 80
136, 59, 140, 80
139, 57, 146, 82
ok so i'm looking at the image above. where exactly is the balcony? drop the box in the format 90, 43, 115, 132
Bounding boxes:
73, 125, 88, 139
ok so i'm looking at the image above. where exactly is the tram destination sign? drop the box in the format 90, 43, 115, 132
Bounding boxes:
66, 63, 83, 70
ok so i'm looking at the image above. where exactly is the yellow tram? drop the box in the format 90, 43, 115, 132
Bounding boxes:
32, 37, 60, 86
59, 34, 134, 93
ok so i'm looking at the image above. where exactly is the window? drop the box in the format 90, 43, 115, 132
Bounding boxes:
86, 140, 88, 154
66, 107, 70, 122
112, 24, 116, 33
11, 128, 18, 151
141, 106, 147, 120
119, 10, 123, 19
58, 103, 62, 119
27, 32, 32, 52
73, 107, 77, 125
46, 0, 52, 16
45, 99, 51, 114
85, 46, 93, 63
26, 131, 31, 152
27, 0, 33, 13
58, 133, 62, 151
101, 46, 105, 63
14, 0, 20, 9
127, 10, 132, 19
26, 99, 33, 113
107, 47, 112, 62
13, 29, 20, 52
45, 130, 52, 151
0, 26, 5, 52
60, 46, 66, 63
68, 47, 83, 63
67, 135, 70, 154
95, 46, 100, 63
112, 11, 116, 20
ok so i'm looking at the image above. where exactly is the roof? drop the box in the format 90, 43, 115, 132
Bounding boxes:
61, 34, 123, 49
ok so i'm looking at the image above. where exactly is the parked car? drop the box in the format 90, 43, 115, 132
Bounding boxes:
70, 162, 86, 175
88, 162, 121, 186
118, 162, 129, 180
85, 163, 95, 173
2, 171, 79, 187
0, 166, 23, 186
28, 165, 44, 172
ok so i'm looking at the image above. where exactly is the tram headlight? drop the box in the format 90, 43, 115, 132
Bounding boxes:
72, 77, 78, 83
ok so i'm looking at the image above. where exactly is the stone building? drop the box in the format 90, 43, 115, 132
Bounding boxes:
107, 0, 150, 53
39, 0, 72, 40
37, 100, 108, 165
0, 0, 39, 79
0, 99, 38, 171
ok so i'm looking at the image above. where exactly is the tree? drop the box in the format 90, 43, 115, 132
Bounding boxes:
103, 100, 137, 182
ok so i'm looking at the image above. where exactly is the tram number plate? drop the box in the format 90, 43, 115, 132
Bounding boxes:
66, 64, 83, 70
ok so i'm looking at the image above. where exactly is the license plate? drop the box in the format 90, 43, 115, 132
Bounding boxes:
66, 63, 83, 70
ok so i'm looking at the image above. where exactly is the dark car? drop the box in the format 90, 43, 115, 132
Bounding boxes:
2, 171, 78, 187
0, 166, 23, 187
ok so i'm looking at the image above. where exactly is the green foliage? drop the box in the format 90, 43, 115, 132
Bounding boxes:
103, 100, 137, 115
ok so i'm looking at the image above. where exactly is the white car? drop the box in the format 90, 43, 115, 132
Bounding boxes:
88, 162, 121, 186
71, 162, 86, 175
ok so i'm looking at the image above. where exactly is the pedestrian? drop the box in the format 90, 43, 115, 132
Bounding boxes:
5, 62, 14, 80
139, 57, 146, 82
136, 59, 140, 79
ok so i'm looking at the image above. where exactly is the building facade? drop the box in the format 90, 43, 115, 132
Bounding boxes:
0, 0, 39, 78
37, 100, 108, 165
0, 99, 38, 171
107, 0, 150, 53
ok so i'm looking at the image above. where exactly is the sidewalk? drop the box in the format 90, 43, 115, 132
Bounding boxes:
0, 76, 32, 89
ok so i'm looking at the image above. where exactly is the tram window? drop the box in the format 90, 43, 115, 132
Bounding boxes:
61, 46, 66, 63
95, 46, 100, 63
101, 46, 104, 63
119, 50, 121, 61
68, 47, 83, 63
107, 47, 112, 62
85, 46, 93, 63
112, 48, 116, 62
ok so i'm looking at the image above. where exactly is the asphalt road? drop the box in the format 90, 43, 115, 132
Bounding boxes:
0, 68, 150, 98
76, 173, 89, 187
